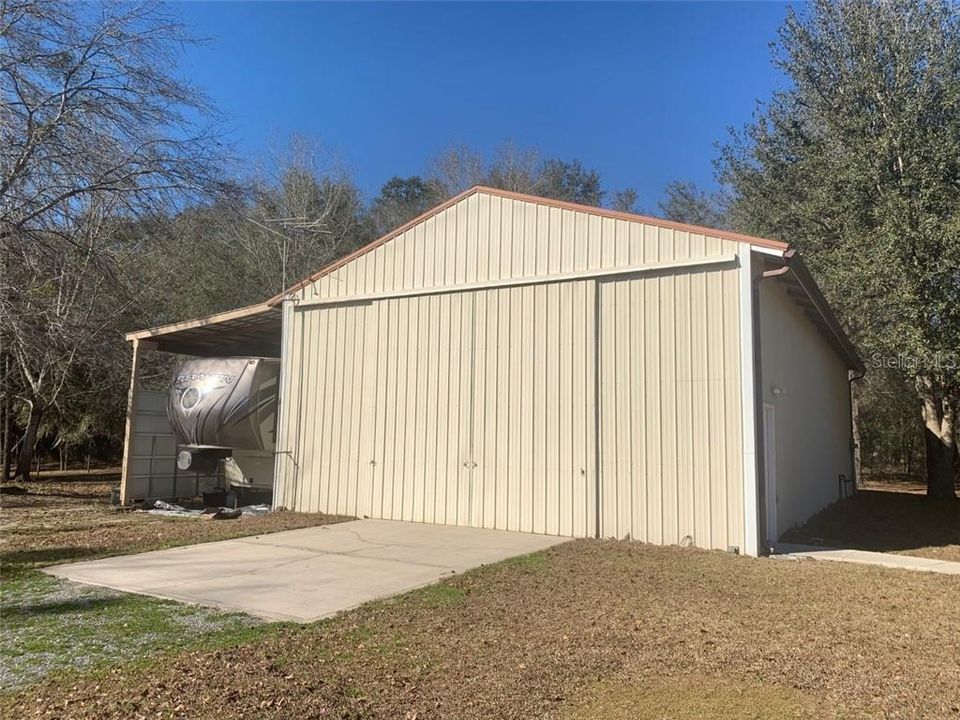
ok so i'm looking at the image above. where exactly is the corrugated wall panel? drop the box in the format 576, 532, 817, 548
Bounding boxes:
760, 278, 852, 536
598, 263, 743, 551
284, 281, 598, 537
297, 193, 742, 303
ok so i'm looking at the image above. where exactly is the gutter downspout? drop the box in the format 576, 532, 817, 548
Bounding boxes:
848, 369, 866, 492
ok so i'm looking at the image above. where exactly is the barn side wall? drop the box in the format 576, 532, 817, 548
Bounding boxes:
759, 279, 853, 536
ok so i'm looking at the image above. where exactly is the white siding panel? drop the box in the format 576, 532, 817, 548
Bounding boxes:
760, 279, 852, 535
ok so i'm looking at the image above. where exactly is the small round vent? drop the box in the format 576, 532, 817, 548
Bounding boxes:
181, 387, 201, 410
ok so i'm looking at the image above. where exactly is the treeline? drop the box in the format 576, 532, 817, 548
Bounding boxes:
2, 0, 957, 494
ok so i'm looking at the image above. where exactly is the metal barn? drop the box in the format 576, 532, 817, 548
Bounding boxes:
121, 187, 862, 557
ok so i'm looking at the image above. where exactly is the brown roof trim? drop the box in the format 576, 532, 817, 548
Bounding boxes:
471, 186, 790, 251
268, 185, 790, 305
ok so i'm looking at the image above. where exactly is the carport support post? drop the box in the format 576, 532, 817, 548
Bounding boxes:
119, 338, 156, 505
271, 297, 294, 510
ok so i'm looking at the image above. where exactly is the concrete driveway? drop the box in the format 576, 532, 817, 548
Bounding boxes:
44, 519, 568, 622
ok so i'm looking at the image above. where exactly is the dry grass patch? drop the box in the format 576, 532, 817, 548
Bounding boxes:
3, 540, 958, 720
560, 674, 821, 720
0, 478, 348, 689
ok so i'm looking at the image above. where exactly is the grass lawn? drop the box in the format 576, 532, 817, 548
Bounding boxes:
782, 486, 960, 562
0, 476, 346, 690
1, 572, 265, 690
2, 477, 959, 719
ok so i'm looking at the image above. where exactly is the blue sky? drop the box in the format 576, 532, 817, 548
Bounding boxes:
177, 1, 790, 209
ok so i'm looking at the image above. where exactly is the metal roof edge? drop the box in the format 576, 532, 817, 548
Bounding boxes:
267, 185, 791, 305
125, 301, 277, 342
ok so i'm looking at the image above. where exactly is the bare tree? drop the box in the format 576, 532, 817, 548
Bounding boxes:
610, 188, 639, 213
242, 135, 367, 296
426, 144, 485, 197
485, 141, 542, 194
0, 0, 227, 479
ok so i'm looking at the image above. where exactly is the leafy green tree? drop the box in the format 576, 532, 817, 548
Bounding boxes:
368, 176, 442, 238
720, 0, 959, 497
537, 159, 603, 206
658, 181, 727, 229
611, 188, 640, 214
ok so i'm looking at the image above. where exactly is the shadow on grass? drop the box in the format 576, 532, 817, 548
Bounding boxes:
1, 547, 103, 579
2, 594, 132, 620
1, 492, 112, 506
782, 489, 960, 554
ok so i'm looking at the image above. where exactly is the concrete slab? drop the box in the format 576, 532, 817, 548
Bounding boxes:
771, 543, 960, 576
43, 519, 569, 622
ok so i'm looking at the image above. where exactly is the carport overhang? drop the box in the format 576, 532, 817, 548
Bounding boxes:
124, 302, 282, 358
119, 302, 284, 505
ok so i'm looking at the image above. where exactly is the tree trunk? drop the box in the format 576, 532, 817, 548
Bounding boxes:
14, 401, 42, 482
1, 393, 9, 480
850, 379, 862, 489
1, 354, 10, 480
924, 429, 956, 499
917, 379, 957, 499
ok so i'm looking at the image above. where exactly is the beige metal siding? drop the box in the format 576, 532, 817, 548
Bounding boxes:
278, 190, 744, 548
597, 237, 743, 551
295, 193, 740, 302
283, 282, 597, 536
759, 279, 852, 535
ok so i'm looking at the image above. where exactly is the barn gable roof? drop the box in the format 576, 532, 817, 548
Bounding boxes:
268, 185, 789, 305
266, 185, 860, 371
126, 186, 859, 372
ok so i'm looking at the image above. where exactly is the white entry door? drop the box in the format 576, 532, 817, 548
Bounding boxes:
762, 403, 778, 544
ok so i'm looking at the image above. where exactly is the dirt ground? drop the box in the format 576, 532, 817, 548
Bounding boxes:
3, 540, 959, 720
0, 474, 349, 578
783, 486, 960, 563
2, 476, 959, 719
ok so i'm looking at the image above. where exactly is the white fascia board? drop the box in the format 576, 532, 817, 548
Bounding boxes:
750, 244, 786, 258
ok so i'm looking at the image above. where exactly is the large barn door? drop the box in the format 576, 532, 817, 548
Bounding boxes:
291, 282, 597, 538
597, 266, 743, 551
466, 282, 596, 536
365, 292, 475, 526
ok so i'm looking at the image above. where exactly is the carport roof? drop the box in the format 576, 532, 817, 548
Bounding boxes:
126, 302, 281, 357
